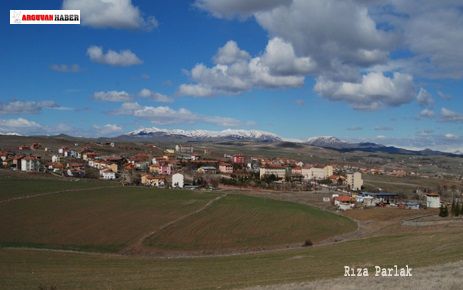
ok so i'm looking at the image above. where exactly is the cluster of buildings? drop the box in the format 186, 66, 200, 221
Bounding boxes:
332, 190, 442, 211
1, 142, 365, 191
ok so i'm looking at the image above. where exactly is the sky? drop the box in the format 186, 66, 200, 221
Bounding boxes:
1, 0, 463, 152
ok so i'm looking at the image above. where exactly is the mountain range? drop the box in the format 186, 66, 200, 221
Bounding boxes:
118, 127, 462, 157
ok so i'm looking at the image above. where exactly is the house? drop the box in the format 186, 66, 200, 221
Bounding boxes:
291, 166, 302, 176
333, 195, 355, 210
52, 155, 60, 163
12, 155, 24, 170
48, 162, 64, 173
156, 162, 172, 175
100, 169, 116, 180
425, 193, 440, 208
219, 162, 233, 174
363, 192, 400, 204
346, 172, 363, 190
232, 154, 246, 164
129, 153, 150, 170
259, 166, 287, 180
21, 156, 41, 172
197, 166, 217, 174
141, 174, 166, 187
172, 173, 184, 188
175, 145, 193, 154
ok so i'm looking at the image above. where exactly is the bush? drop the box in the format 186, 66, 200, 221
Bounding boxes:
302, 239, 313, 247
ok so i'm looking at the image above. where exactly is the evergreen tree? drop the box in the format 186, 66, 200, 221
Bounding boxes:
455, 202, 460, 217
439, 205, 449, 217
451, 200, 456, 216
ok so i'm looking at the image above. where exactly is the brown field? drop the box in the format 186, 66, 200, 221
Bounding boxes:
2, 230, 463, 290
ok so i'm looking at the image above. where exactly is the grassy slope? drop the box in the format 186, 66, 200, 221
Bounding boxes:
2, 230, 463, 290
363, 174, 461, 194
145, 194, 355, 252
0, 187, 217, 252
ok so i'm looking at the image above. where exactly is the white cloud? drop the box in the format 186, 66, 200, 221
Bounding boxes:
444, 133, 458, 140
195, 0, 291, 18
114, 102, 243, 126
93, 91, 132, 102
93, 123, 123, 136
139, 89, 173, 103
0, 100, 58, 114
179, 38, 315, 96
63, 0, 158, 30
441, 107, 463, 122
50, 64, 80, 73
87, 46, 142, 66
419, 108, 434, 118
194, 0, 463, 112
416, 88, 434, 107
314, 72, 416, 110
0, 118, 41, 128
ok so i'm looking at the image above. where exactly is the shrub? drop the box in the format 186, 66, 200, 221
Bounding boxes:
303, 239, 313, 247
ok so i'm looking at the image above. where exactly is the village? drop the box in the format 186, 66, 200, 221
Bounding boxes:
0, 141, 447, 212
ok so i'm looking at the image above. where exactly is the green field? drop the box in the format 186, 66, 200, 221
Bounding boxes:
2, 230, 463, 290
0, 186, 218, 252
0, 176, 353, 255
0, 173, 114, 201
145, 194, 355, 252
363, 174, 461, 194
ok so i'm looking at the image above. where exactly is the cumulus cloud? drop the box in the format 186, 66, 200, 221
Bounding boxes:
139, 89, 173, 103
93, 123, 123, 136
314, 72, 416, 110
0, 100, 58, 114
63, 0, 158, 30
50, 64, 80, 73
87, 46, 142, 66
194, 0, 463, 112
114, 102, 243, 126
441, 108, 463, 122
178, 38, 315, 96
93, 91, 132, 102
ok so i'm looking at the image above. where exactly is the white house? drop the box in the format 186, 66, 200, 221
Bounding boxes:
172, 173, 184, 188
100, 169, 116, 180
425, 193, 440, 208
51, 155, 60, 163
301, 165, 333, 180
259, 166, 287, 179
21, 156, 40, 172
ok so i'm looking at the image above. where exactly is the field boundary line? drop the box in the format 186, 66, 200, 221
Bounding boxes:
0, 185, 120, 205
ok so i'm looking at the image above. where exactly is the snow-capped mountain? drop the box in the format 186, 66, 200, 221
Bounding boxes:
124, 127, 282, 142
0, 132, 21, 136
305, 136, 347, 147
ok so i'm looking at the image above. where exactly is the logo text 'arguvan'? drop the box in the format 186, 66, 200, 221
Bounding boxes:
10, 10, 80, 25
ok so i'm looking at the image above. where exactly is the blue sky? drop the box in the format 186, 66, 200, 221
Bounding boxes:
1, 0, 463, 152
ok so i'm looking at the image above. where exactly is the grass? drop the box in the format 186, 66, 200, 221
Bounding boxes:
0, 173, 114, 201
145, 194, 356, 252
363, 174, 460, 194
2, 230, 463, 290
0, 186, 218, 252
